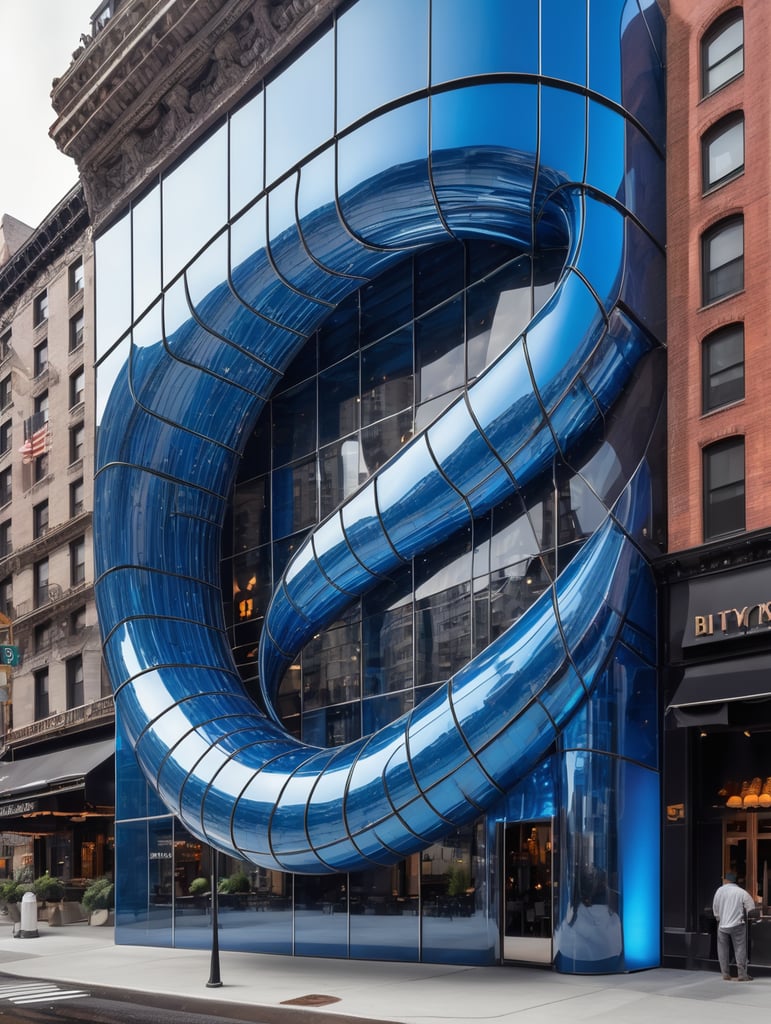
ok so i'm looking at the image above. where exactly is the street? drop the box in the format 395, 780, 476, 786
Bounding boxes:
0, 973, 385, 1024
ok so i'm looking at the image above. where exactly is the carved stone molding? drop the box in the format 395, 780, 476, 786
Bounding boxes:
50, 0, 344, 231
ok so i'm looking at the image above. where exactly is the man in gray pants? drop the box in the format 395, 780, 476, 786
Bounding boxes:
712, 872, 757, 981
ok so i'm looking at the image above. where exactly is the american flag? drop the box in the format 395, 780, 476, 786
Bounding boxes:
18, 413, 49, 464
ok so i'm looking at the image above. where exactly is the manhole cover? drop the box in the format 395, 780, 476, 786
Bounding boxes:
280, 994, 341, 1007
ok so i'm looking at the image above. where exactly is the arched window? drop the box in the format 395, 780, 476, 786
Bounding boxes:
703, 436, 745, 539
702, 112, 744, 191
702, 323, 744, 412
702, 215, 743, 305
702, 9, 744, 97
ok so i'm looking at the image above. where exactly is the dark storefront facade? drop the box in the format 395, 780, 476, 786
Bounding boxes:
662, 533, 771, 972
0, 735, 114, 890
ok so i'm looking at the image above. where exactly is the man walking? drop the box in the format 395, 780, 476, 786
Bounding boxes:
713, 872, 757, 981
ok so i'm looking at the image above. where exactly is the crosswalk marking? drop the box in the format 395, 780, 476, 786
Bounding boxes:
13, 990, 89, 1004
0, 980, 89, 1004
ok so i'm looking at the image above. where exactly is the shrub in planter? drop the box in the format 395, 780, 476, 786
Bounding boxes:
218, 872, 250, 894
189, 877, 210, 896
0, 879, 24, 904
82, 878, 114, 914
33, 872, 65, 902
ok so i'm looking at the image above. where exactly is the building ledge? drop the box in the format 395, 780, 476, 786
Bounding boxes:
50, 0, 343, 230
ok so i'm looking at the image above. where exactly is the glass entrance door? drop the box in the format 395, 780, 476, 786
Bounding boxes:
503, 820, 552, 964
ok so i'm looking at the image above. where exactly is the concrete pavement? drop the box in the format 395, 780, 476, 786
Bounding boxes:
0, 917, 767, 1023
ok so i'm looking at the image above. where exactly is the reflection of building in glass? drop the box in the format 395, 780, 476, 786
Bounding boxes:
53, 0, 667, 974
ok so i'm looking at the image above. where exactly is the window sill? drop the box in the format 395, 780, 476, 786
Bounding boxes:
700, 398, 745, 418
700, 288, 745, 312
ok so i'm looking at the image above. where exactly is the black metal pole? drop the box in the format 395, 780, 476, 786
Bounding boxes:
206, 847, 223, 988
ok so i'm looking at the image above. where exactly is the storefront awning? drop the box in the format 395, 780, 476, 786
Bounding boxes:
667, 654, 771, 727
0, 738, 114, 803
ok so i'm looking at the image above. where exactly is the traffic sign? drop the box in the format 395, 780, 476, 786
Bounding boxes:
0, 646, 19, 666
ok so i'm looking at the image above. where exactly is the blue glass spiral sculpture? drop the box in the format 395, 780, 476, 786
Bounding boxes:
95, 0, 665, 971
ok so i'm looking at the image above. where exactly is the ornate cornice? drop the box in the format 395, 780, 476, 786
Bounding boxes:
50, 0, 344, 231
0, 186, 89, 312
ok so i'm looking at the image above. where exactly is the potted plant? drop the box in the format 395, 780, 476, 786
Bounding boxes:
0, 879, 28, 923
33, 872, 65, 903
81, 877, 114, 926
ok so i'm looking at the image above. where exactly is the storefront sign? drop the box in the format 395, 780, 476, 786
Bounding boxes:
669, 561, 771, 652
0, 800, 35, 818
694, 603, 771, 637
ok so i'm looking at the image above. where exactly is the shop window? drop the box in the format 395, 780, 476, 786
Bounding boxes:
702, 216, 743, 305
702, 9, 744, 97
703, 436, 745, 540
703, 324, 744, 413
34, 668, 49, 720
66, 655, 84, 709
69, 310, 84, 352
33, 290, 48, 327
69, 256, 84, 296
703, 113, 744, 191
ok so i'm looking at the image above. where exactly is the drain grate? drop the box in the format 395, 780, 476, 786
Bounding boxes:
280, 993, 341, 1007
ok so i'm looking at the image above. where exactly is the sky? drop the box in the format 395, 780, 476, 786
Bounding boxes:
0, 0, 97, 230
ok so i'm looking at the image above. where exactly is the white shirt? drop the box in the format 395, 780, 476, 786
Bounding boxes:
712, 882, 756, 930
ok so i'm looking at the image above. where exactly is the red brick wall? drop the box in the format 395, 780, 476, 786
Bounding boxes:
666, 0, 771, 552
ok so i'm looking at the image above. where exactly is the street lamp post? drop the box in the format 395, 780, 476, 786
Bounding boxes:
206, 847, 223, 988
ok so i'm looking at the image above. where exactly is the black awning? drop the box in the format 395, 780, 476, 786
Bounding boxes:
667, 654, 771, 727
0, 738, 114, 804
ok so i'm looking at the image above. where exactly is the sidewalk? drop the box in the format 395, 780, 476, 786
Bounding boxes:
0, 918, 766, 1024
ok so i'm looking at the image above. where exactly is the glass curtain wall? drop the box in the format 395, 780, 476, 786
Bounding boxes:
96, 0, 664, 970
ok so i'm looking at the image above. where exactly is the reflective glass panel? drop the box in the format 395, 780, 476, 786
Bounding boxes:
95, 212, 131, 360
265, 31, 334, 184
230, 92, 264, 217
294, 873, 347, 956
337, 0, 428, 129
162, 125, 228, 285
350, 859, 420, 961
420, 820, 493, 965
415, 298, 464, 403
431, 0, 537, 83
132, 184, 161, 317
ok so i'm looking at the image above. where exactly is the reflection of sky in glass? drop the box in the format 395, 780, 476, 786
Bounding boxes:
265, 32, 334, 184
162, 125, 227, 286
